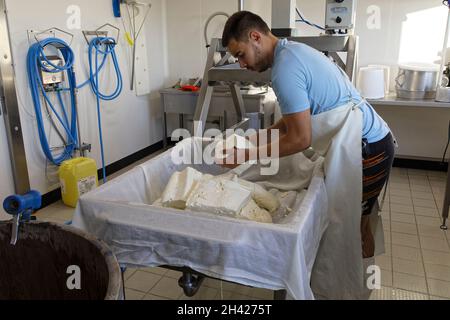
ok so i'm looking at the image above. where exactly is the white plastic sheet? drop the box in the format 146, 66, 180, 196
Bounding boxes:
72, 138, 328, 299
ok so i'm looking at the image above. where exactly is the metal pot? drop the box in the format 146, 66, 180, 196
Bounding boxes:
395, 63, 440, 99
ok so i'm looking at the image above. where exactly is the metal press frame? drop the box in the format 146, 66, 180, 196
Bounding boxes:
192, 35, 359, 136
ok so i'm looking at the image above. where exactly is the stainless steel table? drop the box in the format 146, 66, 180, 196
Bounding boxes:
160, 87, 277, 147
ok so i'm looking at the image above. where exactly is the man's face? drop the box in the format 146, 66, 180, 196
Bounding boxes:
227, 31, 270, 72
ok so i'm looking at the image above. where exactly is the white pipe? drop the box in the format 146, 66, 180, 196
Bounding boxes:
437, 6, 450, 90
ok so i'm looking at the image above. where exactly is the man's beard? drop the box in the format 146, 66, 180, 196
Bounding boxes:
253, 45, 270, 72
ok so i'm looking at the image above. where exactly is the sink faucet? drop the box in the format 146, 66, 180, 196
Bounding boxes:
3, 191, 41, 245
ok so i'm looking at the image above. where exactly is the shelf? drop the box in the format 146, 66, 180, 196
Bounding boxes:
367, 94, 450, 108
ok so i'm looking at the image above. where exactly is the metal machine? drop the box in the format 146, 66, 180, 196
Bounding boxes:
325, 0, 356, 34
192, 0, 359, 137
192, 35, 359, 137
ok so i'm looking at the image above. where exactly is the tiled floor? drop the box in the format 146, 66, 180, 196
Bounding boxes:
35, 157, 450, 300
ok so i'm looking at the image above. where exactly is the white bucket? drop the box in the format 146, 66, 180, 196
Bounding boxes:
357, 67, 385, 99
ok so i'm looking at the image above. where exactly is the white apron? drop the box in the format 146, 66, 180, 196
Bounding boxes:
308, 100, 370, 300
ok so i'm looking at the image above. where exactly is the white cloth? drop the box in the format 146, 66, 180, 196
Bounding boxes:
72, 137, 328, 300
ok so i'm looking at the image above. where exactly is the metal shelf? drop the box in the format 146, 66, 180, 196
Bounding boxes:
367, 94, 450, 108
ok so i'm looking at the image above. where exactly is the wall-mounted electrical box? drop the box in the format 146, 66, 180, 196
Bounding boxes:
325, 0, 356, 32
39, 55, 64, 87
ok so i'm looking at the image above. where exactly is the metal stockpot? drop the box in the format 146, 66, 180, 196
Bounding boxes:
395, 63, 440, 99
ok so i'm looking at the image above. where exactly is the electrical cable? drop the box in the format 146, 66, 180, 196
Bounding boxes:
295, 7, 325, 31
204, 12, 230, 48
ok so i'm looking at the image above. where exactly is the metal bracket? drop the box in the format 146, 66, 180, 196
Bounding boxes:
82, 23, 120, 45
27, 27, 74, 46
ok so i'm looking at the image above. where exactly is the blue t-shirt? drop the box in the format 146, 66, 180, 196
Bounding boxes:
271, 39, 390, 143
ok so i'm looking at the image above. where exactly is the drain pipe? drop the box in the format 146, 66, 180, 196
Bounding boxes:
238, 0, 244, 11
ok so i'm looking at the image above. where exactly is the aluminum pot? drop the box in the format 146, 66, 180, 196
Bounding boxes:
395, 63, 440, 99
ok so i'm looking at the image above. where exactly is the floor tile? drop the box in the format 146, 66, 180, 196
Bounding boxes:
124, 268, 137, 280
165, 270, 183, 279
415, 206, 439, 217
415, 216, 442, 228
391, 213, 416, 224
391, 222, 418, 235
150, 276, 184, 299
422, 250, 450, 266
390, 182, 410, 190
411, 191, 434, 200
418, 225, 447, 238
391, 232, 420, 248
375, 255, 392, 271
125, 270, 162, 293
125, 288, 146, 300
369, 287, 395, 300
430, 296, 450, 300
427, 279, 450, 299
392, 257, 425, 276
249, 288, 274, 300
392, 245, 422, 261
410, 185, 432, 193
140, 267, 168, 276
390, 204, 414, 215
425, 263, 450, 282
420, 236, 450, 252
180, 286, 219, 300
393, 272, 428, 294
390, 189, 412, 198
390, 196, 412, 205
413, 199, 437, 209
142, 293, 170, 300
392, 289, 429, 300
408, 169, 428, 176
381, 269, 393, 287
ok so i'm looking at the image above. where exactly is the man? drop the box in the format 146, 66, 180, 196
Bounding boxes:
218, 11, 395, 258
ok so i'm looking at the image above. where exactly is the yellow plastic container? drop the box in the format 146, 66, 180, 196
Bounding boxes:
59, 157, 99, 208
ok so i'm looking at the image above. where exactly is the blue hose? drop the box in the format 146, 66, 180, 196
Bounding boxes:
27, 38, 78, 165
27, 37, 122, 183
88, 37, 123, 183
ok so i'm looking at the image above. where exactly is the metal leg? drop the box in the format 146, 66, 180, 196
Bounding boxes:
161, 94, 168, 149
120, 267, 127, 300
179, 114, 184, 130
274, 289, 287, 300
178, 271, 205, 297
441, 163, 450, 230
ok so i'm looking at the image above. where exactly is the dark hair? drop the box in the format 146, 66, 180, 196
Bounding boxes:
222, 11, 271, 47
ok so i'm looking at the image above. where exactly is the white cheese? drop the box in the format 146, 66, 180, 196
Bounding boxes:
234, 178, 280, 214
238, 199, 273, 223
161, 167, 204, 209
186, 178, 252, 216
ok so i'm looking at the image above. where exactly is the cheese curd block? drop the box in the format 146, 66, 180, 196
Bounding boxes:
234, 178, 280, 214
238, 199, 273, 223
161, 167, 204, 209
186, 179, 252, 216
